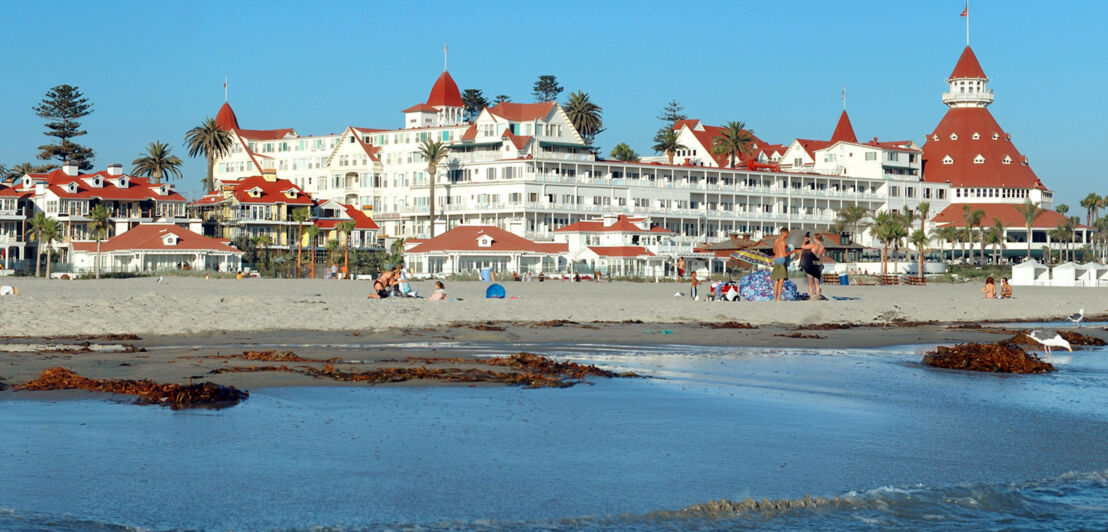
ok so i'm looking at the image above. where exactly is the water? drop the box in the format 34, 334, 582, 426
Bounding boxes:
2, 343, 1107, 531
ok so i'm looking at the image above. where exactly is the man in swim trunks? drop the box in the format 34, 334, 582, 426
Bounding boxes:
772, 227, 793, 301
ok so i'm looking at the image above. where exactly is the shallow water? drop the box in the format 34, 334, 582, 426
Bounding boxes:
2, 343, 1107, 531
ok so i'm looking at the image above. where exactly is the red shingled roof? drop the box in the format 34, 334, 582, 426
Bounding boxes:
403, 103, 440, 113
931, 203, 1074, 229
216, 102, 240, 130
407, 225, 567, 254
587, 246, 655, 257
921, 107, 1045, 189
232, 175, 315, 205
487, 102, 556, 121
70, 224, 241, 253
949, 46, 987, 80
234, 128, 295, 141
829, 110, 858, 143
315, 204, 379, 230
426, 71, 464, 107
460, 124, 478, 141
555, 215, 673, 233
501, 129, 532, 150
679, 122, 770, 167
25, 169, 186, 202
672, 119, 701, 131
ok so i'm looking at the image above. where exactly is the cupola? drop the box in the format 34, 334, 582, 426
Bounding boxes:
941, 46, 995, 108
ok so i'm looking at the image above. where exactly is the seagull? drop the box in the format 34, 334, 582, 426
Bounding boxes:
872, 305, 902, 328
1065, 308, 1084, 327
674, 291, 684, 297
1028, 330, 1072, 358
154, 276, 164, 283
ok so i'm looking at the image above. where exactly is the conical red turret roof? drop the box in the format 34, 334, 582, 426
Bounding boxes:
921, 107, 1044, 190
426, 71, 463, 107
829, 110, 857, 143
948, 46, 987, 80
215, 102, 240, 130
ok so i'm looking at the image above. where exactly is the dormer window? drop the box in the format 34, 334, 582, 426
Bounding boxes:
942, 155, 954, 165
283, 189, 298, 199
476, 234, 494, 248
247, 187, 263, 198
161, 233, 179, 246
1002, 155, 1012, 165
1021, 157, 1029, 166
67, 183, 78, 193
949, 133, 958, 140
932, 134, 939, 141
992, 133, 1000, 140
1006, 134, 1012, 140
118, 176, 129, 188
159, 185, 169, 196
972, 132, 980, 140
973, 154, 985, 164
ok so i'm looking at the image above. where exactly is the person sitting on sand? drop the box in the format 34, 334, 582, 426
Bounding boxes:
1000, 277, 1013, 299
981, 276, 997, 299
367, 264, 402, 299
428, 281, 447, 300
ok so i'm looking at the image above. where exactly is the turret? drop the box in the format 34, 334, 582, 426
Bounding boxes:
941, 46, 994, 108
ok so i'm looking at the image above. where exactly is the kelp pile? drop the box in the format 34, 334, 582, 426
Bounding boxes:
209, 352, 635, 389
1008, 330, 1106, 347
774, 332, 824, 339
15, 367, 248, 409
702, 321, 756, 329
796, 323, 855, 330
922, 342, 1054, 374
203, 350, 342, 363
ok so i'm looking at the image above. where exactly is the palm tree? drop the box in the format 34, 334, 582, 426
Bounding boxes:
253, 235, 273, 273
39, 218, 61, 279
416, 139, 450, 238
131, 141, 183, 185
984, 218, 1006, 264
10, 162, 39, 178
324, 239, 340, 267
28, 213, 50, 277
563, 91, 603, 146
185, 118, 234, 193
291, 207, 311, 278
609, 142, 639, 162
956, 228, 970, 261
338, 220, 356, 276
863, 210, 903, 274
304, 225, 321, 278
915, 202, 931, 275
88, 204, 111, 278
651, 129, 687, 165
909, 229, 930, 275
1068, 216, 1081, 262
711, 121, 756, 169
961, 206, 984, 266
834, 204, 869, 245
1050, 224, 1069, 265
1015, 199, 1043, 260
1080, 193, 1102, 229
935, 226, 958, 261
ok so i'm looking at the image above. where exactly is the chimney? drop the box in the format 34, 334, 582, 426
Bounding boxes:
601, 213, 618, 227
62, 161, 79, 176
261, 168, 278, 182
107, 163, 123, 176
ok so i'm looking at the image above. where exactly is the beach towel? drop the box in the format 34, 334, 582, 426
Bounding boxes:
739, 270, 799, 301
731, 249, 773, 267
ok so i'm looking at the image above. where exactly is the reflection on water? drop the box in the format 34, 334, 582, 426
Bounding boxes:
2, 343, 1107, 531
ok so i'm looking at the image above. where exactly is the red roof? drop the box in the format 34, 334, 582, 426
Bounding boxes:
216, 102, 240, 130
407, 225, 567, 254
680, 122, 770, 167
460, 124, 478, 141
0, 185, 32, 198
921, 107, 1045, 189
672, 119, 701, 131
403, 103, 440, 113
315, 204, 379, 230
501, 129, 532, 150
352, 135, 381, 162
232, 175, 315, 205
25, 169, 185, 202
70, 224, 241, 253
487, 102, 556, 121
426, 71, 464, 107
792, 139, 831, 160
587, 246, 655, 257
830, 110, 858, 143
949, 46, 987, 79
931, 203, 1074, 229
554, 215, 672, 234
234, 128, 295, 141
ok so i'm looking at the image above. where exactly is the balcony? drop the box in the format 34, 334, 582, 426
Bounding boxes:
941, 89, 994, 106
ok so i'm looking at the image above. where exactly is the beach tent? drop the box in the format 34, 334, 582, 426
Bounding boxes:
1076, 263, 1100, 287
1097, 264, 1108, 287
1050, 262, 1081, 287
485, 283, 506, 299
1011, 260, 1048, 286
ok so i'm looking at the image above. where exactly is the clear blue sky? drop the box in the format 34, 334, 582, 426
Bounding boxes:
2, 1, 1105, 210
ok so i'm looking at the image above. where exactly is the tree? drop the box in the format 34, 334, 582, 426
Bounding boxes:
915, 202, 931, 276
252, 235, 273, 273
984, 218, 1006, 264
711, 121, 756, 169
864, 210, 905, 274
1050, 224, 1069, 264
34, 84, 95, 170
609, 143, 639, 162
9, 162, 44, 178
935, 226, 958, 260
417, 139, 450, 238
324, 239, 340, 266
909, 229, 930, 274
657, 99, 687, 126
461, 89, 488, 123
291, 207, 311, 278
40, 218, 61, 279
185, 117, 234, 193
1068, 215, 1081, 262
131, 141, 183, 185
28, 213, 50, 277
493, 94, 511, 105
532, 75, 563, 102
338, 220, 356, 276
961, 205, 984, 266
835, 204, 870, 245
651, 129, 687, 165
1015, 199, 1043, 260
1080, 193, 1101, 228
304, 225, 321, 278
88, 204, 111, 279
563, 91, 603, 146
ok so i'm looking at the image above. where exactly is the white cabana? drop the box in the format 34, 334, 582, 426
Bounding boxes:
1093, 264, 1108, 287
1050, 262, 1083, 287
1011, 260, 1048, 286
1076, 263, 1101, 287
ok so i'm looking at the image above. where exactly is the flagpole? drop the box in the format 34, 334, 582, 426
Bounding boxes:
966, 0, 970, 46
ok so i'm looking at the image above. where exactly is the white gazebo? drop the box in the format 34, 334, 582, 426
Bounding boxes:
1011, 260, 1048, 286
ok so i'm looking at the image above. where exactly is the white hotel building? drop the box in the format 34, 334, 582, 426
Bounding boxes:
209, 70, 932, 248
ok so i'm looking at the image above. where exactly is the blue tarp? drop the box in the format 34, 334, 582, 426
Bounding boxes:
739, 270, 799, 301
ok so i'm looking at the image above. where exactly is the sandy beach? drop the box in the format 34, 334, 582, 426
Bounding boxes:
0, 277, 1104, 338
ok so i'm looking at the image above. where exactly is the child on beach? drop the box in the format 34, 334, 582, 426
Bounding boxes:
690, 272, 699, 300
981, 277, 997, 299
428, 281, 447, 300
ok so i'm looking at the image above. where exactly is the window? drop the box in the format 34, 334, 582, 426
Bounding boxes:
1002, 155, 1012, 165
865, 152, 877, 161
942, 155, 953, 165
486, 168, 496, 180
949, 133, 958, 140
889, 186, 899, 197
972, 132, 980, 140
887, 152, 899, 162
974, 154, 985, 164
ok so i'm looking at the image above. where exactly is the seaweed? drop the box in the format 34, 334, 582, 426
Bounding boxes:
15, 367, 248, 409
922, 342, 1054, 373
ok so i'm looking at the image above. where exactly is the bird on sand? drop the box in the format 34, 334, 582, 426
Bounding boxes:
872, 305, 902, 328
1065, 308, 1084, 327
1028, 330, 1072, 358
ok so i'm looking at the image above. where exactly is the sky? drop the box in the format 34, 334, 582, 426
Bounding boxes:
1, 0, 1105, 210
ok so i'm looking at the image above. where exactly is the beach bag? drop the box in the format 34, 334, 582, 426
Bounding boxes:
739, 270, 799, 302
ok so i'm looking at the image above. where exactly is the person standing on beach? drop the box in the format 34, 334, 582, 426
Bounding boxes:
772, 227, 794, 301
690, 271, 699, 300
677, 257, 686, 281
800, 233, 826, 301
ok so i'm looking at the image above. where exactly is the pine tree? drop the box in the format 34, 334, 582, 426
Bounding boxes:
493, 94, 512, 105
461, 89, 489, 123
657, 99, 687, 125
33, 84, 95, 170
532, 75, 563, 103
